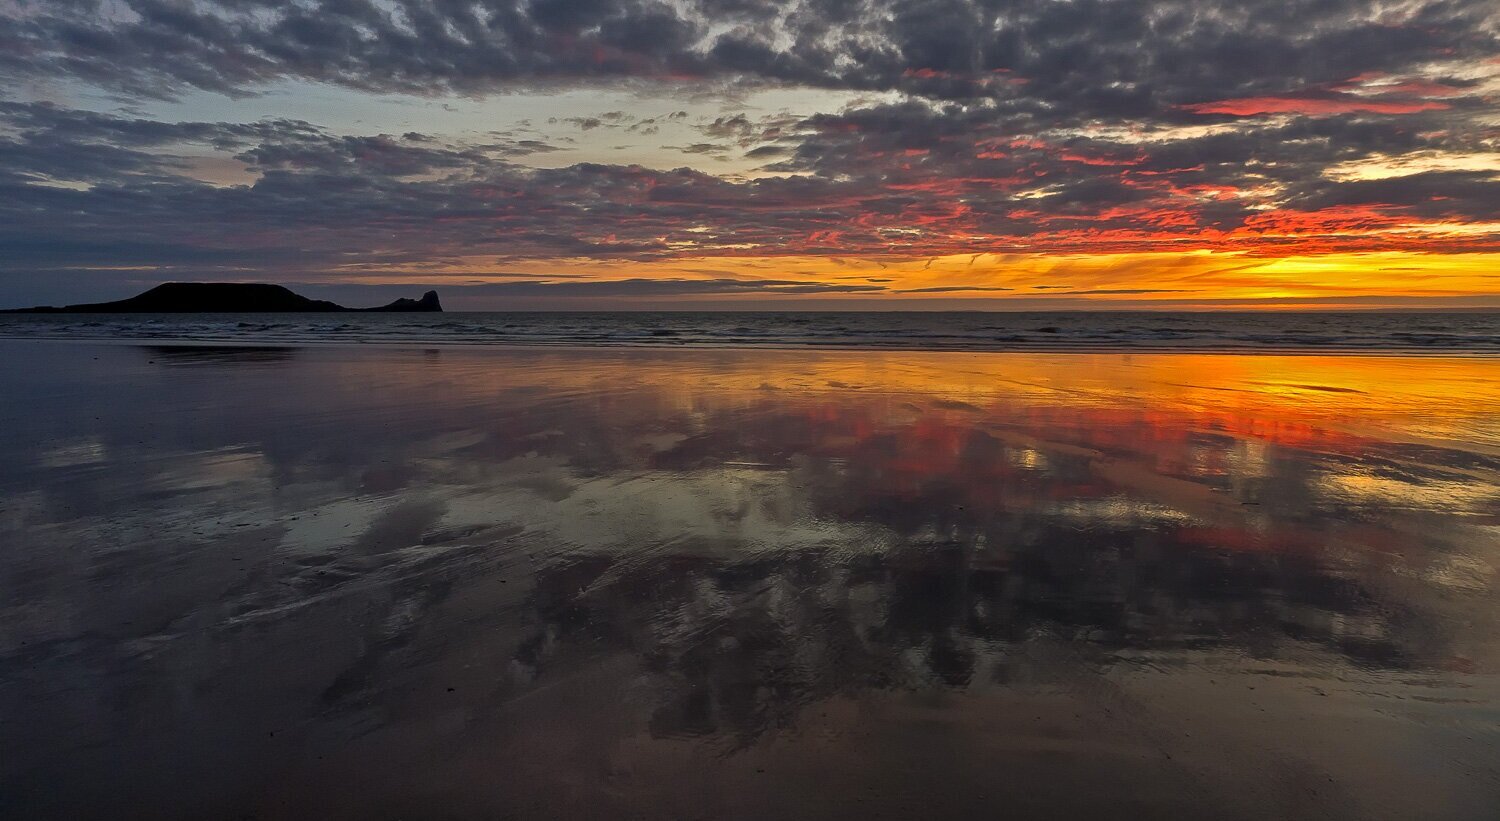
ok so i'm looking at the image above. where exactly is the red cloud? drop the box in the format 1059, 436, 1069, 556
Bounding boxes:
1181, 96, 1449, 116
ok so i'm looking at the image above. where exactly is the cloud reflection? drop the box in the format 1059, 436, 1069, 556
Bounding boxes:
1, 342, 1497, 814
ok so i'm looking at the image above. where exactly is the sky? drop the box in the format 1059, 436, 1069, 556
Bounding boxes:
0, 0, 1497, 310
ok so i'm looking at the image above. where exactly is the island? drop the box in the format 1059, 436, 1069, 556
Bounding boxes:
3, 283, 442, 313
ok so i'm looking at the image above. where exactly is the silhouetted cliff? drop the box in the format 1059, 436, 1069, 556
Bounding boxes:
4, 283, 443, 313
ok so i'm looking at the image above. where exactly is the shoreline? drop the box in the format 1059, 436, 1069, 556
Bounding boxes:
3, 336, 1498, 819
2, 333, 1498, 358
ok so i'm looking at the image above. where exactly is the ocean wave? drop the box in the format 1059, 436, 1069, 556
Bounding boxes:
0, 311, 1497, 354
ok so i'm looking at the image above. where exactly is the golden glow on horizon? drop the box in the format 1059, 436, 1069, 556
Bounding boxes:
326, 249, 1500, 307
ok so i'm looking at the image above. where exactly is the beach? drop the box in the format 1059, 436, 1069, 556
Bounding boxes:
2, 338, 1498, 819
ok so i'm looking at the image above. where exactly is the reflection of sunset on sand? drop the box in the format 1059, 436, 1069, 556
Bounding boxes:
1, 341, 1497, 818
5, 0, 1499, 815
314, 345, 1500, 449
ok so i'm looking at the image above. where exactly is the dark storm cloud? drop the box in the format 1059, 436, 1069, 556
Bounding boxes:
0, 100, 564, 182
1281, 170, 1500, 220
0, 103, 886, 275
2, 0, 1494, 118
736, 93, 1498, 251
769, 97, 1482, 180
2, 90, 1497, 290
0, 0, 1497, 295
0, 100, 316, 148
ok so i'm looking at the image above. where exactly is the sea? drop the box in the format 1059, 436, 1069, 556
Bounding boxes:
0, 310, 1497, 352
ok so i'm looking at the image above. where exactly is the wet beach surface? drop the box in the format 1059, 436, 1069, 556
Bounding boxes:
3, 310, 1499, 353
1, 340, 1498, 819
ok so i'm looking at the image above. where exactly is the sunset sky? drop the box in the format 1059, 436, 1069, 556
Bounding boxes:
1, 0, 1497, 310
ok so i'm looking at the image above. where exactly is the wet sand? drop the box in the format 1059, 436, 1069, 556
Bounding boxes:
1, 340, 1498, 819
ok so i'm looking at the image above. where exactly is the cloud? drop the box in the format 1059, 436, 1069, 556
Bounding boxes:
1, 94, 1497, 294
0, 2, 1496, 303
895, 286, 1013, 293
1038, 288, 1191, 295
1, 0, 1493, 115
1181, 96, 1449, 116
424, 278, 890, 296
668, 142, 729, 156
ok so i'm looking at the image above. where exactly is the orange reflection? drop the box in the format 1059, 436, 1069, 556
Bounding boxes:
351, 347, 1500, 528
523, 350, 1500, 451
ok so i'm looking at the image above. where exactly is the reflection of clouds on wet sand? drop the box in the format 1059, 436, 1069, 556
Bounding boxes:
0, 341, 1497, 818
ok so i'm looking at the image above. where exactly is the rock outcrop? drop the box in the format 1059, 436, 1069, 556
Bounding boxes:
4, 283, 443, 313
